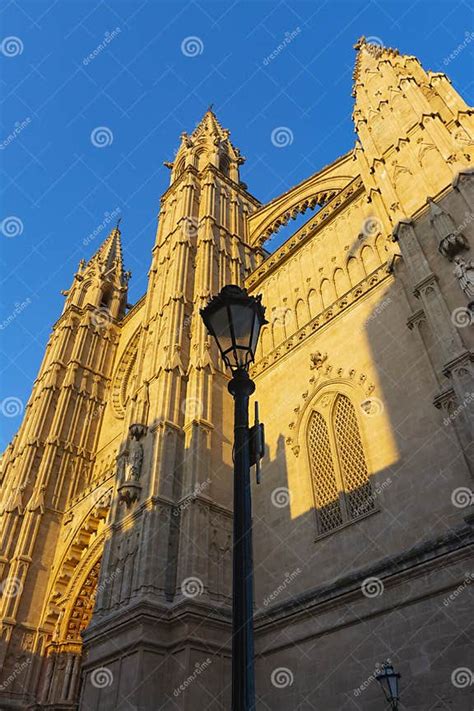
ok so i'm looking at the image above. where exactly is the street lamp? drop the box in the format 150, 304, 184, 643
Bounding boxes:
375, 661, 401, 710
200, 284, 267, 711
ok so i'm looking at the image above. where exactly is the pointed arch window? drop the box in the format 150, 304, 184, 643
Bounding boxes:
175, 157, 186, 177
307, 393, 374, 536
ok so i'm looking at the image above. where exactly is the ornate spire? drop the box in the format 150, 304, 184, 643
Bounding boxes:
166, 107, 245, 185
352, 36, 400, 95
62, 220, 130, 317
86, 221, 125, 280
191, 107, 230, 143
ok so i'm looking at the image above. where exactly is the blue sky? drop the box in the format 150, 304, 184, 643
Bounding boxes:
1, 0, 473, 449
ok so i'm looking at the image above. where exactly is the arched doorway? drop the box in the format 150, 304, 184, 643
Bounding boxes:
40, 560, 101, 706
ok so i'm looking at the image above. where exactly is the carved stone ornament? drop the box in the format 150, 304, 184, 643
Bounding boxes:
453, 255, 474, 302
439, 232, 468, 261
118, 423, 147, 507
286, 355, 376, 457
428, 198, 469, 261
310, 351, 328, 370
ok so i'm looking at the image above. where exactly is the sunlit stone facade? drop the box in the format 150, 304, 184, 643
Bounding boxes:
1, 39, 473, 710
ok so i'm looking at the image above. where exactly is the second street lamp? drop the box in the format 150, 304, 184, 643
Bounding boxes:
200, 285, 267, 711
375, 661, 401, 710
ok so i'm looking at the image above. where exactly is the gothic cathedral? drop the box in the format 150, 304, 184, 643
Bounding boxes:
1, 39, 473, 710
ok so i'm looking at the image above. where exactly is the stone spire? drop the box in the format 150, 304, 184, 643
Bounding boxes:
352, 37, 474, 224
165, 107, 246, 185
352, 36, 400, 96
63, 221, 130, 319
87, 220, 124, 276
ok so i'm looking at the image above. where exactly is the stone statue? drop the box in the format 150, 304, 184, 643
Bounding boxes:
125, 434, 143, 482
117, 424, 147, 508
453, 255, 474, 300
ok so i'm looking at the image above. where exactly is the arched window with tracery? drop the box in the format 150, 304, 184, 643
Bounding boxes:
307, 392, 374, 536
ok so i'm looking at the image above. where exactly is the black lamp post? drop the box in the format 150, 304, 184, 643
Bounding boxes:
375, 661, 401, 710
200, 285, 267, 711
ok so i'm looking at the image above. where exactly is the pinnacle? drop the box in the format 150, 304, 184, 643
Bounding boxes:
427, 198, 444, 217
87, 220, 124, 277
192, 106, 229, 140
352, 35, 401, 96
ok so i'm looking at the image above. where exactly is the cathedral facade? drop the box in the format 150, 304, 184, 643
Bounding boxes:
1, 39, 473, 710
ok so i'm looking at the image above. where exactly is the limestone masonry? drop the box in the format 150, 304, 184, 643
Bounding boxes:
1, 38, 473, 710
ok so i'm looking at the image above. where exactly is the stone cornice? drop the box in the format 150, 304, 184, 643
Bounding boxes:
108, 491, 232, 533
406, 308, 425, 330
83, 596, 232, 651
442, 349, 474, 378
250, 263, 392, 379
246, 176, 364, 289
413, 272, 437, 297
433, 386, 456, 410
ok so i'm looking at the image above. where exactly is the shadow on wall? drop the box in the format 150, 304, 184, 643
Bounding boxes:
249, 248, 473, 709
2, 244, 473, 711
